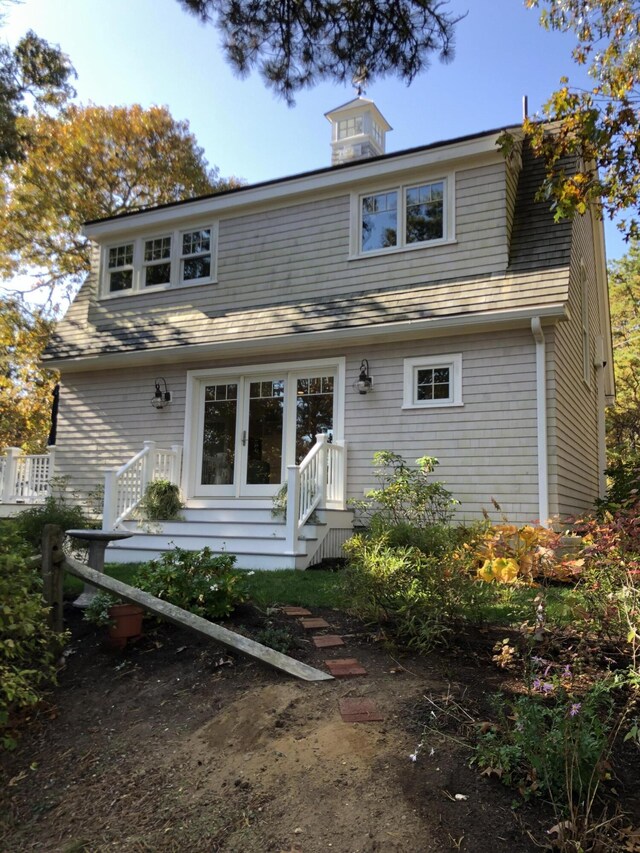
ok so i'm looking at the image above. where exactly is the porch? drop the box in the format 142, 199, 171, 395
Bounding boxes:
100, 435, 354, 570
0, 446, 55, 517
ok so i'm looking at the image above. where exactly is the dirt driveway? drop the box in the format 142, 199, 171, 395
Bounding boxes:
0, 605, 577, 852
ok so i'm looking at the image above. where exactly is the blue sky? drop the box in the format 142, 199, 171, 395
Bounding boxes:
2, 0, 628, 262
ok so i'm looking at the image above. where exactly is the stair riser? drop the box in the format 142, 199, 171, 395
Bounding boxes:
106, 547, 306, 571
124, 521, 289, 537
109, 533, 312, 554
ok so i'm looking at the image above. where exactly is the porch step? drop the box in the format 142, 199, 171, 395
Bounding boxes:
106, 547, 309, 571
120, 518, 326, 538
109, 531, 317, 554
106, 505, 354, 571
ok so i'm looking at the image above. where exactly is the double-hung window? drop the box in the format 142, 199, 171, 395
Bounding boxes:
403, 354, 463, 409
358, 178, 449, 255
107, 243, 134, 292
143, 236, 172, 288
102, 223, 215, 297
181, 228, 211, 284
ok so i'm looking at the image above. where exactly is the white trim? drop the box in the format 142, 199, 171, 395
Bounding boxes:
580, 261, 591, 388
531, 317, 549, 525
182, 357, 346, 502
82, 134, 508, 240
402, 353, 463, 409
99, 222, 217, 299
349, 173, 455, 258
48, 303, 570, 373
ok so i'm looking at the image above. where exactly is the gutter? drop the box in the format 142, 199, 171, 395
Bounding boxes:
44, 303, 569, 374
531, 317, 549, 525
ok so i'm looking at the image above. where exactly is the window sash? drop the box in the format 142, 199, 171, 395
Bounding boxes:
360, 179, 447, 254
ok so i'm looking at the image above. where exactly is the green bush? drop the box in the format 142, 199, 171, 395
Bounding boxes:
138, 479, 183, 521
343, 532, 477, 651
350, 451, 458, 529
595, 454, 640, 514
134, 546, 246, 619
0, 525, 66, 749
12, 493, 93, 551
474, 676, 615, 805
372, 520, 468, 557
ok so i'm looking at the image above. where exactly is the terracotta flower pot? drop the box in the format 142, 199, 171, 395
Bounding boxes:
107, 603, 144, 649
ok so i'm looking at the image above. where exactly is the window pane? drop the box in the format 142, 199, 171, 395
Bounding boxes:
109, 269, 133, 291
144, 236, 171, 261
182, 255, 211, 281
362, 191, 398, 252
144, 262, 171, 287
182, 229, 211, 256
108, 244, 133, 268
201, 396, 237, 485
406, 182, 444, 244
416, 365, 450, 402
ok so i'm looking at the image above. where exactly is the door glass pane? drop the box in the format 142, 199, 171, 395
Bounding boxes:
247, 379, 284, 485
201, 384, 237, 485
296, 375, 334, 463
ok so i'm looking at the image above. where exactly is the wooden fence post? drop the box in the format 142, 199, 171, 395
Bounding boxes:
41, 524, 65, 633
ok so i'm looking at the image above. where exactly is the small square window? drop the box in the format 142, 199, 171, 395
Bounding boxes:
403, 354, 462, 409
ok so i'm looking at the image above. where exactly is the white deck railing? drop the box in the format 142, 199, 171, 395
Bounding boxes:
102, 441, 182, 530
0, 446, 55, 504
285, 434, 347, 554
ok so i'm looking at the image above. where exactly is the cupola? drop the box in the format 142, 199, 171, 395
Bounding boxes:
325, 97, 392, 166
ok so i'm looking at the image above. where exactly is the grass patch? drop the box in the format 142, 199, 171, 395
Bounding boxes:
242, 569, 346, 609
474, 584, 577, 627
64, 562, 144, 595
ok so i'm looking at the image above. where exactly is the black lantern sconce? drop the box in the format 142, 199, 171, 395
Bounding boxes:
151, 378, 171, 409
355, 359, 373, 394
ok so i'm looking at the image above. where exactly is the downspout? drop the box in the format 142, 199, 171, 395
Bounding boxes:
595, 336, 607, 498
531, 318, 549, 525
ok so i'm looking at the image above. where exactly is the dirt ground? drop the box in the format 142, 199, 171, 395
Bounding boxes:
1, 602, 637, 853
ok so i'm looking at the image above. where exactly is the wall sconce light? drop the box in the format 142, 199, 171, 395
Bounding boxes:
151, 378, 171, 409
355, 359, 373, 394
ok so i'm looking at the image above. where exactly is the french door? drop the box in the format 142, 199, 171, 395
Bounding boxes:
193, 365, 338, 497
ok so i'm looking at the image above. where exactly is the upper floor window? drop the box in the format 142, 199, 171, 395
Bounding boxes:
101, 223, 216, 297
107, 243, 134, 292
181, 228, 211, 283
357, 178, 449, 256
144, 236, 172, 287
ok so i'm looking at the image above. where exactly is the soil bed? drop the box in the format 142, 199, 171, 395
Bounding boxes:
1, 603, 636, 852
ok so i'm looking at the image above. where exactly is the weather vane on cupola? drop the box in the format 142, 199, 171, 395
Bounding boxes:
352, 66, 368, 97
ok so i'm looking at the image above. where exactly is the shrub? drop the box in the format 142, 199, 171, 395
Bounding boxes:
134, 546, 246, 619
350, 451, 458, 529
138, 479, 183, 521
595, 454, 640, 515
474, 671, 615, 807
0, 525, 66, 749
343, 532, 477, 652
572, 505, 640, 646
375, 520, 470, 557
13, 493, 93, 552
469, 522, 583, 585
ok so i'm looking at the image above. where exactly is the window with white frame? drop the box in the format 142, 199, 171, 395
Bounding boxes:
107, 243, 134, 292
403, 353, 463, 409
359, 178, 447, 254
102, 224, 215, 296
181, 228, 211, 283
337, 116, 363, 140
143, 235, 172, 287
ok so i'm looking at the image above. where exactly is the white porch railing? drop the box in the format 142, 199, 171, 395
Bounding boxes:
0, 446, 56, 504
102, 441, 182, 530
285, 434, 347, 554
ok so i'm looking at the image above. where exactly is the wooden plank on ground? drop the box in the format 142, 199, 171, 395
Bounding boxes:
62, 556, 333, 683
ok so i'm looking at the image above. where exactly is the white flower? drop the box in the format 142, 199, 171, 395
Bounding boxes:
409, 752, 418, 762
209, 584, 219, 592
247, 571, 255, 576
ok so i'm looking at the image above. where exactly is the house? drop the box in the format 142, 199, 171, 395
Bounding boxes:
27, 97, 613, 568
